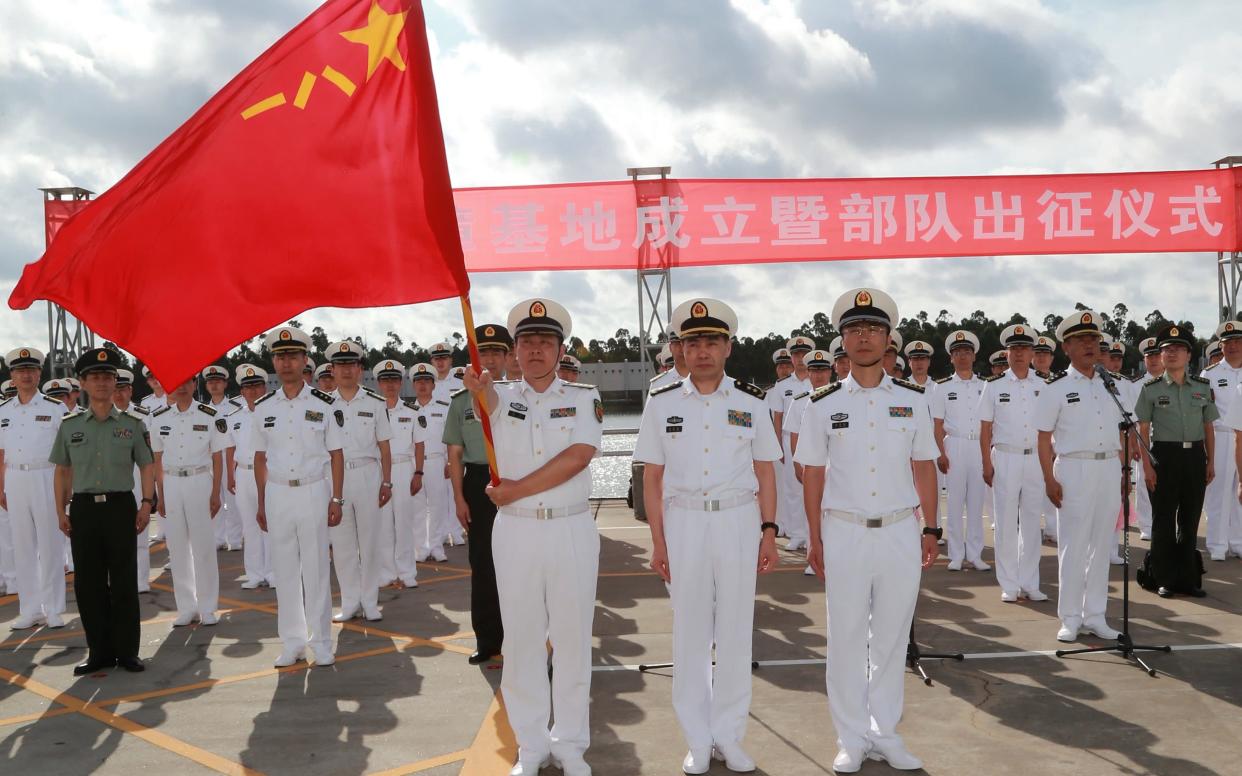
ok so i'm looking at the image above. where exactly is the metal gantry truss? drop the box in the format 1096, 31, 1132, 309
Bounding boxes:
39, 186, 96, 377
1214, 157, 1242, 323
629, 166, 673, 405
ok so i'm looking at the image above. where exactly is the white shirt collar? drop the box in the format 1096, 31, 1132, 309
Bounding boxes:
843, 372, 894, 394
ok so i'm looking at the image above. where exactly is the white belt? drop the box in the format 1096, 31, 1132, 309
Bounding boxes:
668, 493, 756, 512
501, 503, 589, 520
949, 432, 978, 441
994, 443, 1034, 455
236, 462, 256, 471
269, 473, 325, 487
163, 464, 210, 477
392, 455, 413, 464
5, 462, 53, 471
1059, 450, 1119, 461
1214, 426, 1234, 434
823, 507, 915, 528
344, 458, 376, 470
425, 451, 446, 459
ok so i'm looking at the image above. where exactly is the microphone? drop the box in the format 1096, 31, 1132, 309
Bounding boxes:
1094, 363, 1121, 396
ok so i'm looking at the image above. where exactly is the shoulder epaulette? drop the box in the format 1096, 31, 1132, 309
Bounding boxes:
1204, 362, 1220, 372
1127, 374, 1143, 383
403, 399, 419, 410
434, 399, 450, 407
311, 388, 335, 404
224, 405, 245, 417
152, 406, 172, 417
982, 374, 1002, 383
0, 397, 12, 408
893, 377, 925, 393
793, 391, 810, 401
562, 381, 594, 389
254, 390, 276, 405
363, 387, 384, 401
650, 381, 682, 397
935, 375, 953, 384
197, 403, 217, 416
810, 383, 843, 402
733, 379, 766, 400
228, 397, 242, 407
649, 372, 665, 383
42, 395, 63, 406
63, 408, 84, 419
1045, 371, 1067, 384
1107, 370, 1123, 381
131, 404, 151, 415
1191, 374, 1211, 385
1143, 375, 1161, 386
450, 387, 470, 399
1035, 370, 1050, 380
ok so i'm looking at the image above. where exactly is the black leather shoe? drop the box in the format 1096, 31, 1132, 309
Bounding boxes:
1157, 586, 1175, 598
74, 658, 116, 676
117, 656, 145, 672
468, 649, 498, 665
1188, 588, 1208, 598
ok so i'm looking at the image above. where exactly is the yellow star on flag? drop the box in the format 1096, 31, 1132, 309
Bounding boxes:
340, 0, 408, 81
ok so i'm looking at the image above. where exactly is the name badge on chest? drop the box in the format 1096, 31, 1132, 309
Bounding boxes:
357, 411, 374, 418
1066, 392, 1080, 404
665, 415, 683, 433
831, 412, 849, 430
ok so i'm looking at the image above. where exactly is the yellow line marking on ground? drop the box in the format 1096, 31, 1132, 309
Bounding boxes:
1, 608, 250, 649
367, 749, 469, 775
0, 705, 78, 727
410, 573, 471, 587
459, 689, 518, 776
0, 666, 262, 775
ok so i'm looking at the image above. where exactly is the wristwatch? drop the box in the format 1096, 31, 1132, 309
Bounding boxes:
922, 526, 943, 540
413, 470, 424, 476
141, 497, 154, 505
330, 497, 345, 506
381, 481, 393, 488
760, 521, 779, 535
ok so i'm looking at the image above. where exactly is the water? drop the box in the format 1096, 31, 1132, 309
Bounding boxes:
593, 411, 641, 499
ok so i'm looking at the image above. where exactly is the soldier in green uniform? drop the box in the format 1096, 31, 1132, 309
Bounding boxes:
444, 323, 512, 664
1134, 324, 1217, 598
50, 348, 155, 675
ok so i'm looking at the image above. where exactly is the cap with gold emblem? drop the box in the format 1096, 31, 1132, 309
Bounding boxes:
1055, 310, 1102, 342
989, 350, 1009, 367
1, 380, 14, 397
904, 340, 932, 358
409, 362, 435, 381
374, 359, 405, 380
999, 324, 1035, 347
830, 336, 846, 358
806, 349, 831, 369
264, 325, 312, 354
234, 364, 269, 387
303, 358, 316, 375
1108, 340, 1126, 356
475, 324, 513, 352
887, 330, 903, 354
201, 364, 229, 381
75, 347, 123, 377
894, 355, 906, 371
831, 287, 898, 330
945, 330, 980, 353
115, 369, 135, 388
772, 348, 792, 365
1207, 339, 1222, 358
42, 379, 70, 396
1214, 320, 1242, 341
671, 298, 737, 339
66, 377, 80, 391
327, 340, 366, 364
666, 325, 681, 344
508, 298, 573, 340
313, 363, 334, 380
785, 335, 814, 353
559, 354, 582, 372
1155, 323, 1193, 350
658, 344, 673, 367
4, 347, 45, 369
428, 342, 452, 358
1139, 336, 1159, 356
1034, 335, 1056, 354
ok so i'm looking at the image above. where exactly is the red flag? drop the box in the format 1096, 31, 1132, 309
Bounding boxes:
9, 0, 468, 387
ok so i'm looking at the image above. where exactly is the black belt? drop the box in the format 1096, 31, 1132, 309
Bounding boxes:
1151, 440, 1205, 449
72, 491, 133, 503
465, 462, 492, 471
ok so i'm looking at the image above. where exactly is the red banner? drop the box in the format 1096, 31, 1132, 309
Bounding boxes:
454, 168, 1242, 272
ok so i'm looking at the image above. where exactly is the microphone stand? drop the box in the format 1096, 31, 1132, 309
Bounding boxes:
1055, 365, 1170, 676
907, 621, 964, 686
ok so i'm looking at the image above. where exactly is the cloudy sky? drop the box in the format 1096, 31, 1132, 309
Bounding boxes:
0, 0, 1236, 358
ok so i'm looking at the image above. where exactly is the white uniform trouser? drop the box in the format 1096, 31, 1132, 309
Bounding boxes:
5, 468, 66, 619
822, 514, 920, 753
163, 472, 219, 618
1133, 462, 1151, 537
990, 449, 1043, 595
779, 435, 807, 543
378, 459, 417, 585
0, 505, 16, 592
944, 436, 985, 563
665, 502, 760, 752
330, 461, 382, 613
493, 510, 599, 763
1054, 456, 1121, 627
132, 473, 150, 592
214, 485, 243, 549
1204, 428, 1242, 557
267, 480, 332, 652
413, 454, 448, 558
435, 462, 463, 545
234, 464, 271, 585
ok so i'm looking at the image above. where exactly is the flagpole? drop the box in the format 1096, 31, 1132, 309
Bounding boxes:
459, 295, 501, 486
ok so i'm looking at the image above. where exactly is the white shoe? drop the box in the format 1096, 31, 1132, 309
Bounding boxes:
400, 578, 418, 588
1001, 590, 1019, 603
553, 753, 591, 776
172, 613, 195, 627
1139, 532, 1151, 541
363, 607, 383, 622
431, 548, 448, 562
311, 646, 335, 667
11, 615, 43, 630
45, 612, 65, 628
867, 740, 923, 770
413, 553, 429, 563
1210, 554, 1226, 562
216, 543, 228, 551
970, 559, 991, 571
786, 539, 805, 551
937, 537, 946, 546
274, 648, 305, 668
1110, 555, 1124, 566
333, 608, 360, 623
1056, 623, 1079, 643
138, 585, 151, 594
712, 741, 756, 772
803, 565, 816, 576
1082, 620, 1120, 640
832, 748, 865, 773
508, 755, 551, 775
241, 580, 261, 589
682, 749, 711, 774
1023, 589, 1049, 602
199, 613, 219, 626
946, 559, 963, 571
